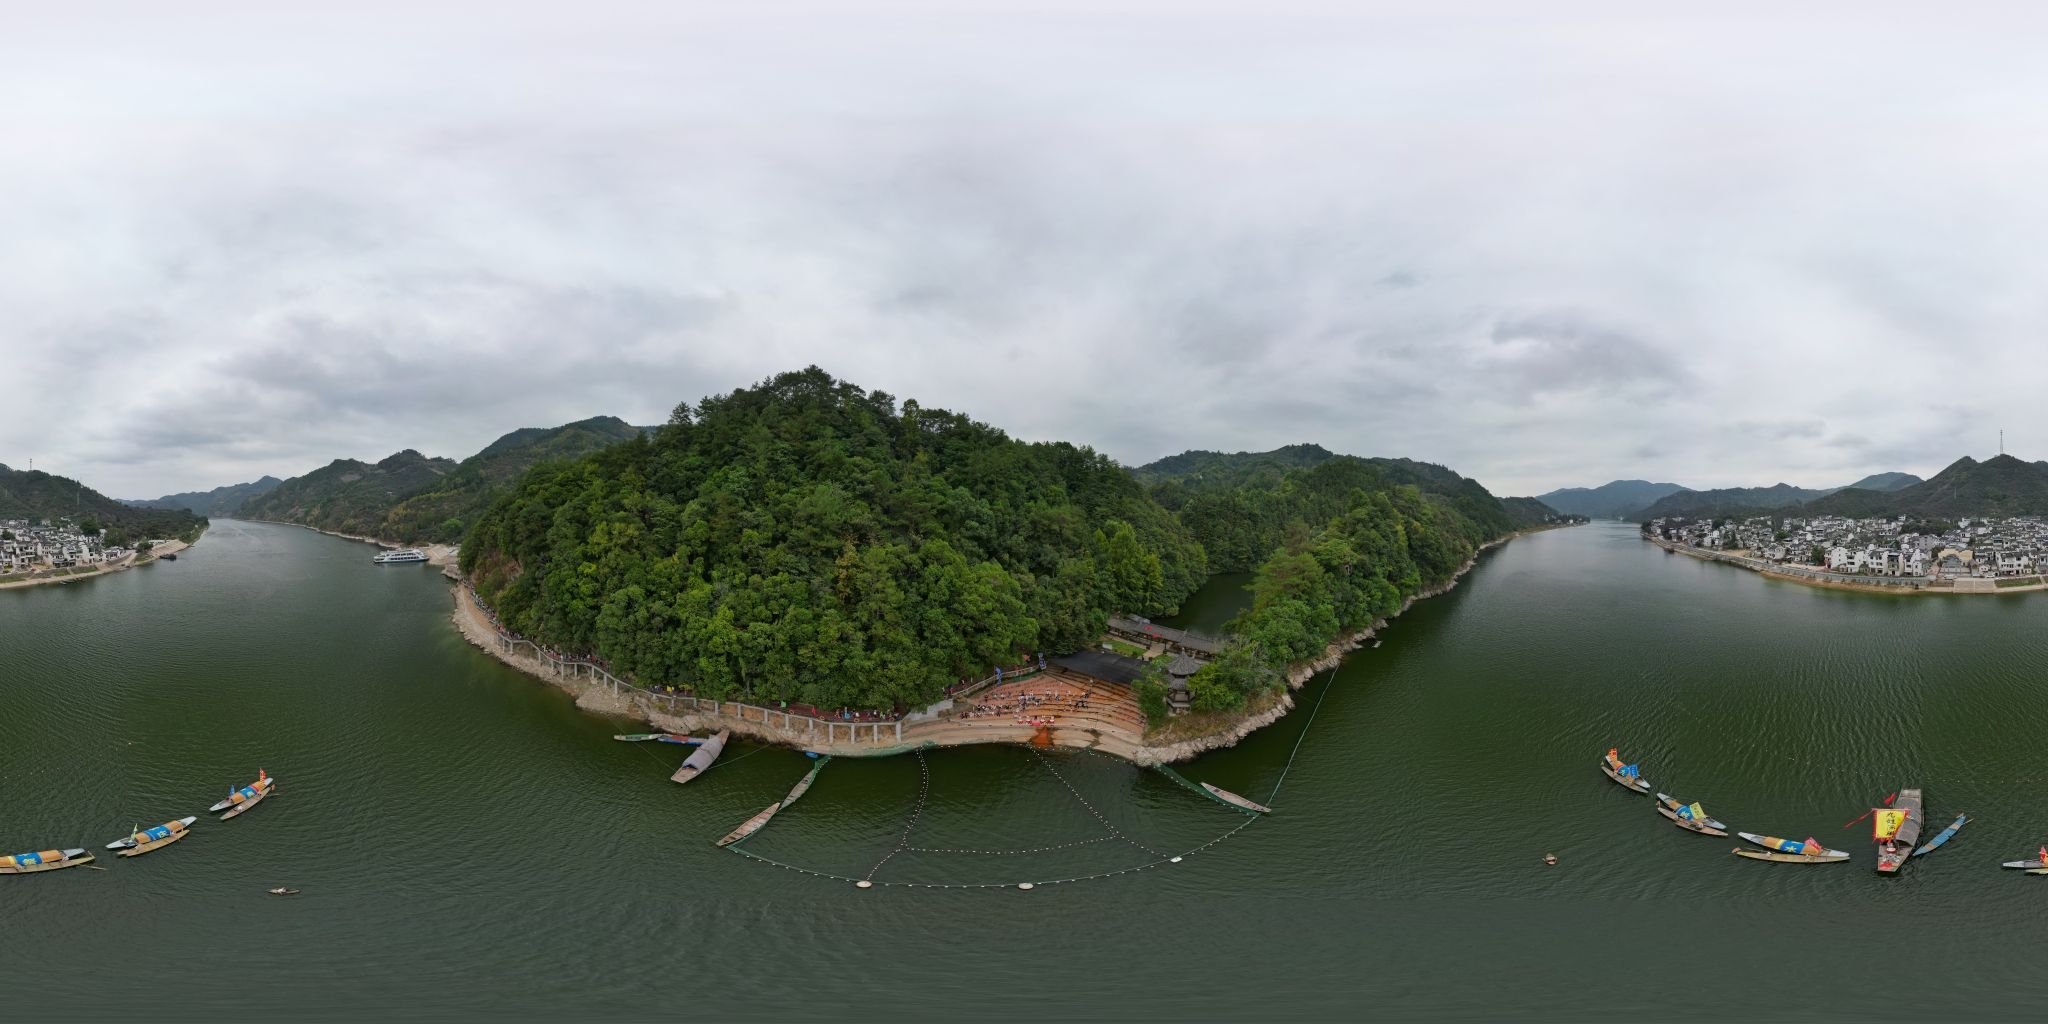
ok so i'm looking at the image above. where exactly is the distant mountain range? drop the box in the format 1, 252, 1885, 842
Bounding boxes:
128, 475, 283, 517
1800, 455, 2048, 520
2, 463, 206, 540
135, 415, 655, 544
1541, 471, 1925, 520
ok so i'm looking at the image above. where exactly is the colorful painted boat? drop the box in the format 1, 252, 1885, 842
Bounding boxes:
1738, 832, 1849, 860
670, 730, 728, 784
1874, 789, 1923, 874
210, 771, 276, 820
1600, 749, 1650, 793
0, 848, 94, 874
1732, 846, 1849, 864
1655, 803, 1728, 836
1201, 782, 1273, 815
1911, 813, 1968, 857
106, 816, 197, 856
1655, 793, 1727, 832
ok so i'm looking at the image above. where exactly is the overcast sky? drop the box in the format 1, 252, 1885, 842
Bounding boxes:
6, 2, 2046, 498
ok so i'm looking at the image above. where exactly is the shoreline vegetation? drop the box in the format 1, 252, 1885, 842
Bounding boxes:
1642, 532, 2048, 595
238, 518, 461, 572
446, 523, 1570, 763
0, 533, 198, 592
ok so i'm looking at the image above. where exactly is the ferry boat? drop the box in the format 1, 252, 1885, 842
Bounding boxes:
1875, 788, 1924, 874
372, 548, 429, 565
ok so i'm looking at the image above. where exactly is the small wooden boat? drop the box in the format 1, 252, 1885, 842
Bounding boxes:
1732, 847, 1849, 864
781, 756, 831, 809
0, 848, 95, 874
1911, 813, 1968, 857
2001, 857, 2048, 870
612, 733, 664, 742
1875, 788, 1923, 874
652, 735, 707, 746
1201, 782, 1273, 814
1738, 832, 1849, 860
671, 730, 728, 784
715, 804, 781, 847
211, 771, 276, 820
2027, 868, 2048, 876
1655, 803, 1729, 836
267, 887, 300, 896
107, 816, 198, 856
1600, 749, 1651, 793
1655, 793, 1727, 831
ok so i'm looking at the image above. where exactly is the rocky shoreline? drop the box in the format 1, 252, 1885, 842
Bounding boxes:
445, 524, 1562, 764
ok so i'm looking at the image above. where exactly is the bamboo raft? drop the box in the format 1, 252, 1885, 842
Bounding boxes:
781, 756, 831, 809
715, 804, 781, 847
1201, 782, 1272, 815
671, 730, 729, 784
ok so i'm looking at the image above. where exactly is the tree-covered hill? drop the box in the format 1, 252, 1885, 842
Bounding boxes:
1535, 479, 1688, 519
1801, 455, 2048, 519
1141, 446, 1545, 572
1637, 482, 1830, 521
382, 416, 650, 543
0, 463, 206, 540
240, 450, 458, 536
128, 475, 283, 517
462, 368, 1207, 710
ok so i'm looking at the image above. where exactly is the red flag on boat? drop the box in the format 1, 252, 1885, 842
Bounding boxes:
2038, 845, 2046, 868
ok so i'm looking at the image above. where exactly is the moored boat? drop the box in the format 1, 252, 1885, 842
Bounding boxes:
0, 848, 95, 874
1874, 788, 1923, 874
715, 804, 781, 847
1911, 813, 1968, 857
107, 816, 198, 857
1738, 832, 1849, 861
371, 548, 429, 565
1655, 801, 1728, 836
1600, 748, 1651, 793
1732, 846, 1849, 864
1655, 793, 1728, 832
671, 730, 729, 784
1201, 782, 1273, 814
210, 770, 276, 820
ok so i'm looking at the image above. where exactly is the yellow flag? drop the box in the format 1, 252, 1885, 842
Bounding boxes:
1873, 809, 1907, 840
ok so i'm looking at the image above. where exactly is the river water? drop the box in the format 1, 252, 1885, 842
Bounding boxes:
8, 518, 2048, 1019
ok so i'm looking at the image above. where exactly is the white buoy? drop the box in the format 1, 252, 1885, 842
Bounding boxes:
1017, 882, 1034, 890
856, 880, 873, 889
1170, 856, 1183, 863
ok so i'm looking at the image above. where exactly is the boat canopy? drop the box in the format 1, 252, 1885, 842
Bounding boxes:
140, 823, 176, 842
1873, 809, 1908, 841
1802, 838, 1825, 856
12, 850, 61, 866
1681, 802, 1707, 821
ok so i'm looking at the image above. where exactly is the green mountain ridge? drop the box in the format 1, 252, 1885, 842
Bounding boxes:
0, 463, 206, 541
239, 450, 459, 537
1801, 455, 2048, 519
128, 475, 284, 517
1536, 480, 1689, 519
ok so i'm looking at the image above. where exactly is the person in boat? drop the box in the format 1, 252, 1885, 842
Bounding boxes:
1543, 853, 1558, 866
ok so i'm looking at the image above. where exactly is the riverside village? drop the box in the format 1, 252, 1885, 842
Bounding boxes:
1646, 513, 2048, 590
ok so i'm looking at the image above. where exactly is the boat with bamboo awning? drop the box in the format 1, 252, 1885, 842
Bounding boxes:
0, 847, 95, 874
106, 816, 197, 857
211, 770, 276, 820
671, 730, 728, 784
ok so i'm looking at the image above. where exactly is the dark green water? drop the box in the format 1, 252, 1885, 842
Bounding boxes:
11, 519, 2048, 1020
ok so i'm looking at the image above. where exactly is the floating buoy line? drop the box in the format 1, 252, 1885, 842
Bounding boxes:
717, 666, 1342, 891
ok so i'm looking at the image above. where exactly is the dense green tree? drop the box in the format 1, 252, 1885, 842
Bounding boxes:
464, 368, 1205, 709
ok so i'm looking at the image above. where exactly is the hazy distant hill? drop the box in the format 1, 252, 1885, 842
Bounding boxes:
1843, 471, 1922, 492
1638, 483, 1833, 520
1803, 455, 2048, 519
129, 475, 283, 517
1535, 480, 1688, 519
382, 416, 650, 542
0, 463, 206, 540
230, 416, 652, 543
240, 450, 459, 537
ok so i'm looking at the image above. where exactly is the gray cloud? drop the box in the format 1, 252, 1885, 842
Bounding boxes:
3, 3, 2045, 498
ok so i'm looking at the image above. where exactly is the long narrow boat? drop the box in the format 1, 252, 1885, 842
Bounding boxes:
780, 756, 831, 809
211, 771, 276, 820
1738, 832, 1850, 861
1201, 782, 1273, 815
652, 735, 707, 746
106, 816, 198, 857
2001, 855, 2048, 870
1911, 813, 1968, 857
670, 730, 729, 784
1655, 793, 1728, 832
1733, 847, 1849, 864
1875, 788, 1923, 874
0, 848, 95, 874
1600, 749, 1651, 794
1655, 802, 1729, 836
612, 734, 664, 742
715, 804, 781, 847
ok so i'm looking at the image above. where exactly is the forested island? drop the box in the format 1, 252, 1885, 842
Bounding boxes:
460, 368, 1574, 729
